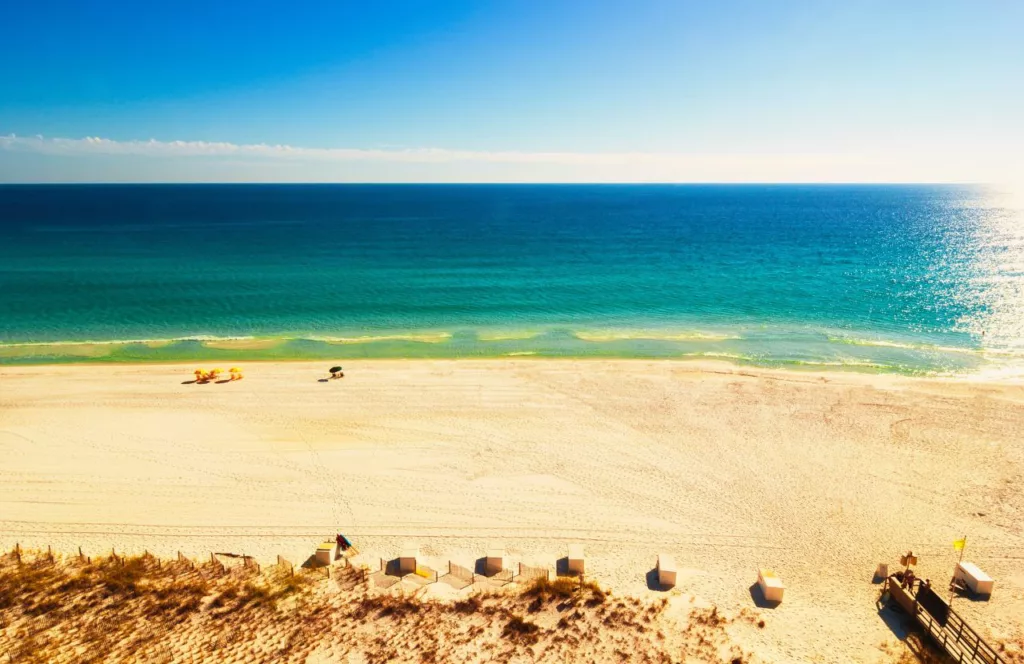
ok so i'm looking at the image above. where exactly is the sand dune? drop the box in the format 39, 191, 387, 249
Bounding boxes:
0, 548, 766, 664
1, 360, 1022, 662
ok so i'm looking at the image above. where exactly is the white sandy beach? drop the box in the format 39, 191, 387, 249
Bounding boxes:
1, 359, 1023, 662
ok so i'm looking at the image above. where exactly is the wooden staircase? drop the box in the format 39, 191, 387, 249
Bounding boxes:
884, 576, 1006, 664
915, 604, 1005, 664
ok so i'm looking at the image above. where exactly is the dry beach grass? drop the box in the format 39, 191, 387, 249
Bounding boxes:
2, 549, 1021, 664
0, 548, 756, 663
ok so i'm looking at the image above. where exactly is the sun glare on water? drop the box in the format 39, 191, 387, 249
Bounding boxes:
961, 186, 1024, 358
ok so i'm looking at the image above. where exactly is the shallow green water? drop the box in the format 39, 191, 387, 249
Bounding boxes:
1, 184, 1022, 376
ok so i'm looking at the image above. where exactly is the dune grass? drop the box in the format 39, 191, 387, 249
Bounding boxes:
4, 548, 1012, 663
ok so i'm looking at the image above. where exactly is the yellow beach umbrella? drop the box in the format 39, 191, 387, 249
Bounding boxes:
229, 367, 241, 373
211, 368, 223, 374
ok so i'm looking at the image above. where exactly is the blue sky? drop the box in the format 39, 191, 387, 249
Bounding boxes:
1, 0, 1022, 182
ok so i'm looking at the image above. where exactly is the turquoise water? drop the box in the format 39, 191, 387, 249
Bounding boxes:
1, 184, 1022, 375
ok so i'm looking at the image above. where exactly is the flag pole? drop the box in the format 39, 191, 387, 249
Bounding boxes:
950, 535, 966, 605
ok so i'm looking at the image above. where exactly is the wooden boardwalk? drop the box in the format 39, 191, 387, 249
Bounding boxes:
884, 576, 1005, 664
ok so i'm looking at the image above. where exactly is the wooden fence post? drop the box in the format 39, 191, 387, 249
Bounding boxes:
177, 551, 195, 570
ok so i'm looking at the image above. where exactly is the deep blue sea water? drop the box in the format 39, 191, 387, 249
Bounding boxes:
1, 184, 1022, 374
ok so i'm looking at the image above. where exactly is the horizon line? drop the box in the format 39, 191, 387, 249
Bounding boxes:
0, 180, 993, 186
2, 133, 1017, 185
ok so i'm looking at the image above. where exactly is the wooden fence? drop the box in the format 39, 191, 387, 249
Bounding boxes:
5, 544, 265, 578
7, 544, 557, 593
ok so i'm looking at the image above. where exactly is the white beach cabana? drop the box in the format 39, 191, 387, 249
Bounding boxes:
954, 562, 994, 596
657, 553, 676, 587
399, 542, 419, 575
757, 568, 785, 603
485, 543, 505, 576
315, 541, 334, 566
567, 543, 585, 575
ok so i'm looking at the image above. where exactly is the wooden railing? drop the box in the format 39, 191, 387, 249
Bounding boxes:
916, 603, 1005, 664
890, 577, 1006, 664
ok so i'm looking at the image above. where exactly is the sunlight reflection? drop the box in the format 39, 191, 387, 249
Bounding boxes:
957, 187, 1024, 358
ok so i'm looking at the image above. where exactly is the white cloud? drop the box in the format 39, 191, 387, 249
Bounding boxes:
1, 133, 632, 164
1, 133, 1020, 183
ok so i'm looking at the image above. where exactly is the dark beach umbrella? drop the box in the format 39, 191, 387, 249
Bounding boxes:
329, 366, 343, 374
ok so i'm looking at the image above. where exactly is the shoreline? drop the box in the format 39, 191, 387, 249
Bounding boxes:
2, 356, 1022, 386
2, 359, 1022, 662
0, 322, 1008, 380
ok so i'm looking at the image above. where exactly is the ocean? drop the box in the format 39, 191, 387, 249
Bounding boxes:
1, 184, 1022, 375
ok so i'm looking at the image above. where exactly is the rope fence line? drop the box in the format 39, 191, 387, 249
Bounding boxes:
7, 529, 1024, 564
5, 520, 1021, 556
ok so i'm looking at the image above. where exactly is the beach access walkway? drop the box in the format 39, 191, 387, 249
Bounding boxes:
884, 576, 1006, 664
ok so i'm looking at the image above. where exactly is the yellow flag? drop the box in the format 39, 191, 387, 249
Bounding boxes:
953, 537, 966, 551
